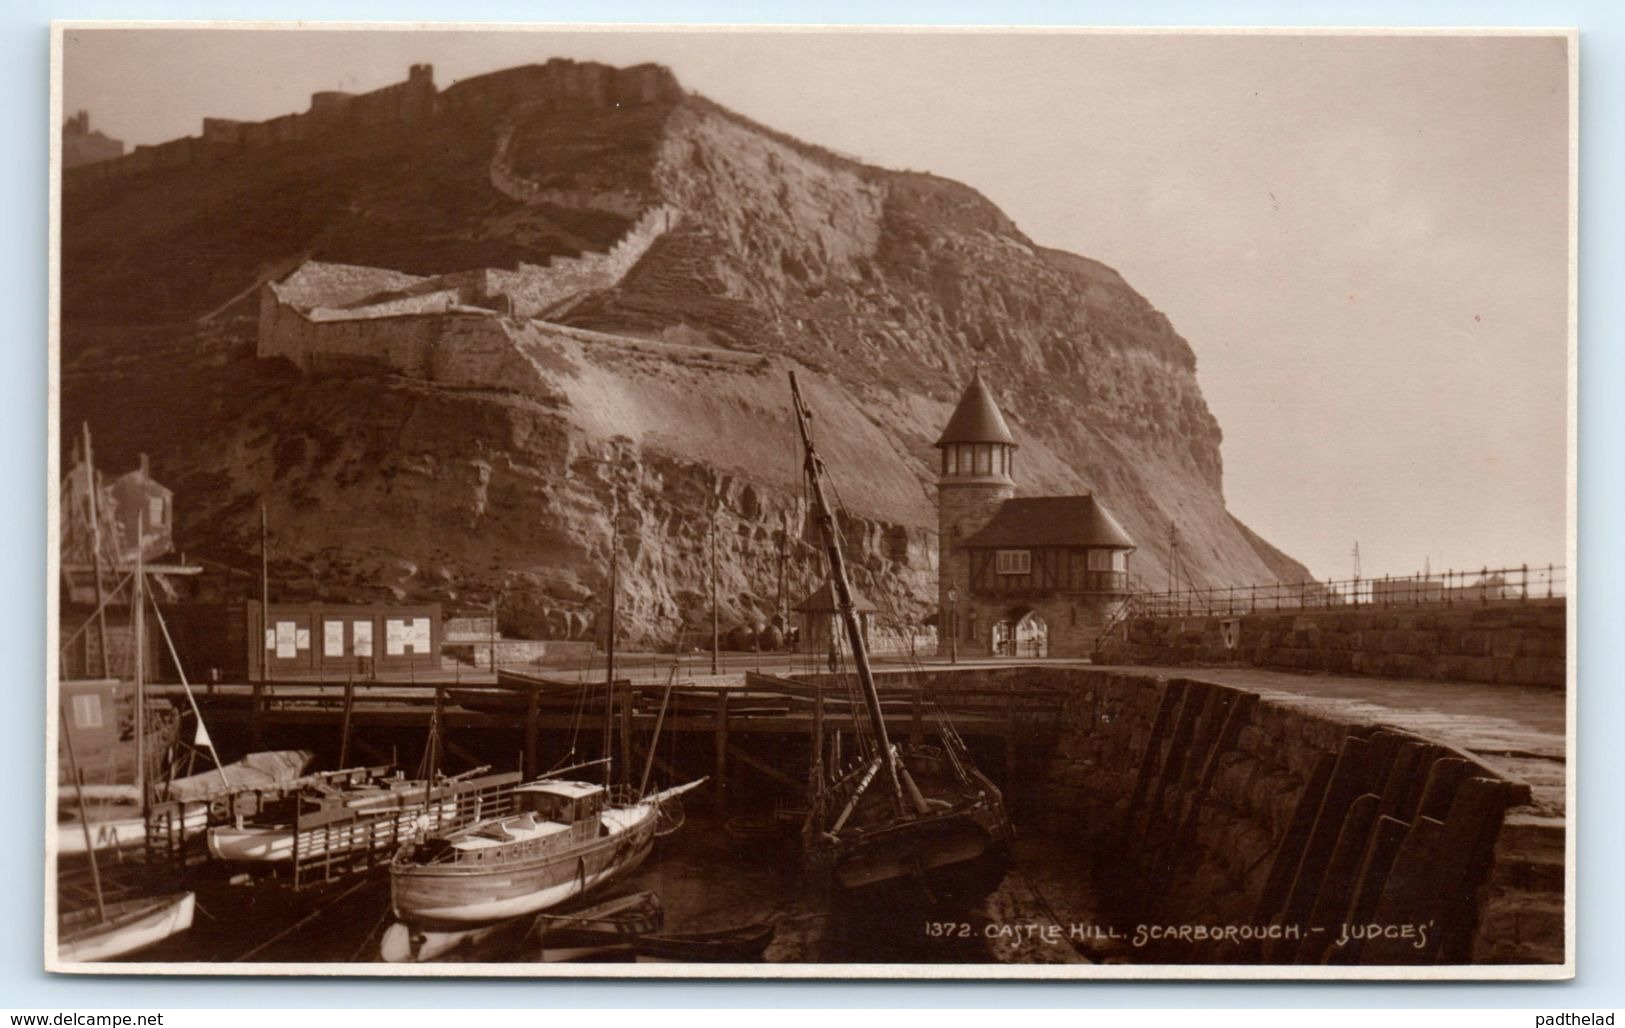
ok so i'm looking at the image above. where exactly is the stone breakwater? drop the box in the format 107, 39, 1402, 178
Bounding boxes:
1033, 668, 1563, 965
838, 665, 1562, 966
1099, 600, 1566, 689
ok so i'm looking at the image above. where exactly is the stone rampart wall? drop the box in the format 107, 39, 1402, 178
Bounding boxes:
257, 289, 547, 393
65, 69, 437, 189
64, 59, 673, 190
486, 206, 675, 317
1099, 600, 1566, 688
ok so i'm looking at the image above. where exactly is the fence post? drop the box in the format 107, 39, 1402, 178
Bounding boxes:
1548, 563, 1555, 600
1481, 566, 1489, 605
1521, 563, 1529, 602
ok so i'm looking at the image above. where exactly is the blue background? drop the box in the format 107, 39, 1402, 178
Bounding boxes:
5, 0, 1614, 1009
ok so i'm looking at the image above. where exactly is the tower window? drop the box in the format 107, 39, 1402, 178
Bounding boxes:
1087, 549, 1113, 572
995, 549, 1031, 575
975, 445, 991, 475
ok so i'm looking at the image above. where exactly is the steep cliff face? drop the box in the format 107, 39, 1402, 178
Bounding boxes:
59, 60, 1306, 645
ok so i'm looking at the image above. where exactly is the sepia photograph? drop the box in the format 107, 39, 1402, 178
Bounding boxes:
46, 23, 1574, 979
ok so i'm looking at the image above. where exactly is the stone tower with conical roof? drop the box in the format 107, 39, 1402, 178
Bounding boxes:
935, 370, 1018, 652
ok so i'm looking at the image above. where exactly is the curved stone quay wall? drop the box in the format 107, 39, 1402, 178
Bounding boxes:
827, 665, 1565, 967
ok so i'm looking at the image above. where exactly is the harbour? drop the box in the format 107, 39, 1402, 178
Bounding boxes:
48, 31, 1573, 983
57, 651, 1567, 968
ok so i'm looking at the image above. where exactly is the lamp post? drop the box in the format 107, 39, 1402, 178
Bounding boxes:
947, 587, 958, 665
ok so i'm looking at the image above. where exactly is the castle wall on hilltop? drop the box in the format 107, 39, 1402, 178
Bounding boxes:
63, 59, 680, 190
485, 206, 675, 317
486, 106, 654, 218
257, 289, 548, 392
259, 204, 677, 378
63, 111, 124, 169
440, 61, 680, 114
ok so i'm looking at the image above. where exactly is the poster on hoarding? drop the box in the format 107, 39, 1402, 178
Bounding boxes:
274, 620, 296, 660
324, 620, 345, 657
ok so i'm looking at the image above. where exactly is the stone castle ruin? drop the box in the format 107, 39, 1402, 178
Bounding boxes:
64, 58, 688, 391
257, 204, 678, 384
62, 110, 124, 169
64, 59, 681, 186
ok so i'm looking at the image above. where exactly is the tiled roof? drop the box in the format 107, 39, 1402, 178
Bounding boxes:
935, 370, 1016, 447
960, 496, 1136, 549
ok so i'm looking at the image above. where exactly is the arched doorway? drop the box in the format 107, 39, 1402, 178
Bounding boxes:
992, 607, 1049, 658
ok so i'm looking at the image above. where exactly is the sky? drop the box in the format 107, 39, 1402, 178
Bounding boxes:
59, 27, 1573, 582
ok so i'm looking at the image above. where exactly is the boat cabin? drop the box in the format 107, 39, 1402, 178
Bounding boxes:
515, 780, 605, 825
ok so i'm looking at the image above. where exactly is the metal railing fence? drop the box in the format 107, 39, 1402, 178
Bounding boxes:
1130, 563, 1565, 620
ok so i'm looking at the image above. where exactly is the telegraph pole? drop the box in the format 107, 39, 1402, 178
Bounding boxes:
1167, 522, 1180, 593
260, 504, 270, 683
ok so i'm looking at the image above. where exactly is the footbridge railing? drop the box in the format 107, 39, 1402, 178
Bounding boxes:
1128, 563, 1566, 620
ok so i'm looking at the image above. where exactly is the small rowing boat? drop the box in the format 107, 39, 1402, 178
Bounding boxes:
635, 922, 776, 962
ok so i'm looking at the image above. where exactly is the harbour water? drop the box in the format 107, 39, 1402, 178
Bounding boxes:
117, 809, 1104, 966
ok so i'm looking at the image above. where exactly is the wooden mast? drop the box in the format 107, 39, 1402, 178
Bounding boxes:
60, 706, 106, 923
133, 515, 148, 821
788, 372, 906, 817
604, 484, 619, 788
82, 424, 110, 679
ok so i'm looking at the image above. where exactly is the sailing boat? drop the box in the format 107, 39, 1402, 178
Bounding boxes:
789, 372, 1014, 909
387, 460, 704, 949
56, 522, 196, 963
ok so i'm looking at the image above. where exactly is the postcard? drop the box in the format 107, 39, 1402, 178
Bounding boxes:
47, 22, 1574, 979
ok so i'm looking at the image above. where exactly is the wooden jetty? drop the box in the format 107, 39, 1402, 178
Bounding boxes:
149, 669, 1070, 802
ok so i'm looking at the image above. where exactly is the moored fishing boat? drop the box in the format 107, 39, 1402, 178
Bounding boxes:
789, 372, 1014, 911
389, 777, 704, 930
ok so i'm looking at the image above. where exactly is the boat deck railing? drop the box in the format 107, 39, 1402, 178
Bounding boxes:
143, 763, 400, 873
288, 771, 523, 889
